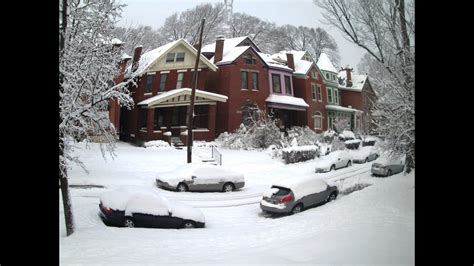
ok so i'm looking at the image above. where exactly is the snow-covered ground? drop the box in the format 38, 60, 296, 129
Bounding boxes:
60, 141, 414, 265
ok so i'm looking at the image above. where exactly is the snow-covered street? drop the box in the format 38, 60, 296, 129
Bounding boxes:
60, 142, 414, 265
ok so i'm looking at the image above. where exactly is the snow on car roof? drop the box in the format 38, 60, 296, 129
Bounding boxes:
100, 186, 160, 211
156, 163, 245, 187
272, 175, 328, 201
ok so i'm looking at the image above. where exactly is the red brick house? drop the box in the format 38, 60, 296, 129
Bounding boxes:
201, 36, 309, 135
114, 39, 228, 144
271, 51, 329, 133
338, 66, 376, 133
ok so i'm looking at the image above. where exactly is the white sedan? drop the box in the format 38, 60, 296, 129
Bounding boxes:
314, 150, 352, 173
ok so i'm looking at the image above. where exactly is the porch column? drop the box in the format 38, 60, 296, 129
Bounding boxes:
208, 104, 216, 138
147, 108, 154, 140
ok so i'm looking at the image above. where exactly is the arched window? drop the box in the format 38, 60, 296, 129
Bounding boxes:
313, 111, 322, 130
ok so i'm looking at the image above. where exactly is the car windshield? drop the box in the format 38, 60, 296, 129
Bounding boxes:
270, 186, 291, 196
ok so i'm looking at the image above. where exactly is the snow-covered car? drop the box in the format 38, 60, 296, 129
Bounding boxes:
350, 146, 379, 164
371, 154, 405, 177
99, 186, 205, 229
314, 150, 352, 173
260, 176, 338, 215
156, 163, 245, 192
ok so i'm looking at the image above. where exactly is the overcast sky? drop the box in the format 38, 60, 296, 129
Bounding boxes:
117, 0, 366, 72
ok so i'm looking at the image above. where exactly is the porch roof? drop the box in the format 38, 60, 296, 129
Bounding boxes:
137, 88, 228, 108
326, 104, 363, 113
266, 94, 309, 111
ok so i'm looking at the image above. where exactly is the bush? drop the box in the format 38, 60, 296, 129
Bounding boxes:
282, 145, 319, 164
131, 138, 145, 147
144, 140, 170, 149
331, 138, 346, 151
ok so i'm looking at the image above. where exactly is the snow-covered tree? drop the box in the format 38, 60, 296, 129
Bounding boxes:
316, 0, 415, 172
113, 25, 165, 55
333, 117, 351, 133
59, 0, 135, 236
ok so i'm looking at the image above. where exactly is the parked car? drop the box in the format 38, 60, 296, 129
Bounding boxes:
350, 146, 379, 164
156, 163, 245, 192
260, 176, 338, 215
99, 186, 205, 229
371, 154, 405, 177
314, 150, 352, 173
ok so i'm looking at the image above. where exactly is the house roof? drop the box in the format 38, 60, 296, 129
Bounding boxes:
326, 104, 363, 113
201, 36, 264, 66
258, 52, 293, 71
316, 52, 338, 73
125, 39, 217, 78
137, 88, 228, 108
270, 50, 316, 75
266, 94, 309, 111
338, 70, 368, 92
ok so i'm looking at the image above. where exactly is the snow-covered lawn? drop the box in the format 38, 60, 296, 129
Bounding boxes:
60, 141, 414, 265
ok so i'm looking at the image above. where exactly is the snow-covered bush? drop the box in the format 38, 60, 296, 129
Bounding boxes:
286, 126, 321, 146
144, 140, 171, 149
330, 137, 346, 151
323, 130, 338, 143
341, 130, 355, 140
193, 141, 218, 148
333, 117, 351, 133
344, 139, 361, 150
282, 145, 319, 164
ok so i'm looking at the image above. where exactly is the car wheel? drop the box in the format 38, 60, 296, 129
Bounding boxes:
386, 169, 392, 177
123, 217, 134, 228
347, 161, 352, 167
223, 182, 235, 192
181, 220, 196, 229
327, 192, 337, 202
291, 203, 303, 215
176, 183, 188, 192
330, 165, 335, 171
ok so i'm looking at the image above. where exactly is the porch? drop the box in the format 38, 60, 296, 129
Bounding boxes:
136, 88, 228, 143
266, 94, 309, 131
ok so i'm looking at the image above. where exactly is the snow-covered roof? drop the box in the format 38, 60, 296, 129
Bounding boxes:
137, 88, 228, 107
326, 105, 362, 113
317, 52, 338, 73
266, 94, 309, 108
125, 39, 217, 77
201, 36, 249, 54
258, 52, 293, 71
216, 46, 251, 65
270, 50, 315, 75
121, 53, 132, 60
338, 70, 368, 91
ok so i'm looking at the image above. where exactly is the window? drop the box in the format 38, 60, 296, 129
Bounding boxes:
311, 83, 316, 100
314, 112, 322, 130
311, 70, 318, 79
159, 74, 167, 91
325, 73, 329, 80
316, 85, 322, 102
166, 53, 175, 63
252, 72, 259, 90
176, 73, 184, 89
272, 74, 281, 93
285, 76, 292, 95
334, 89, 339, 104
333, 74, 336, 81
176, 52, 185, 62
154, 109, 164, 130
145, 74, 154, 93
327, 88, 333, 103
244, 55, 256, 65
241, 71, 248, 90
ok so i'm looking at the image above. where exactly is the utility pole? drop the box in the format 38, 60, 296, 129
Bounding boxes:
187, 18, 205, 163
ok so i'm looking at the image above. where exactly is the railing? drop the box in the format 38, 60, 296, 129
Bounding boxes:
211, 146, 222, 166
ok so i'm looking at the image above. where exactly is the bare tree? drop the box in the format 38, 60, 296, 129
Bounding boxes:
274, 25, 340, 65
316, 0, 415, 172
159, 3, 228, 45
113, 25, 165, 55
59, 0, 135, 236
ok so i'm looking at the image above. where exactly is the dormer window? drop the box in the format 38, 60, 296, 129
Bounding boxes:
166, 53, 175, 63
326, 73, 329, 80
244, 54, 256, 65
166, 52, 185, 63
311, 70, 318, 79
176, 52, 185, 62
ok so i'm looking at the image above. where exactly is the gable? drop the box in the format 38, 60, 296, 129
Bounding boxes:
235, 37, 261, 52
149, 43, 211, 72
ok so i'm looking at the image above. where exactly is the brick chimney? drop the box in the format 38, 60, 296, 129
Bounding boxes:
131, 45, 143, 73
214, 36, 225, 63
286, 53, 295, 71
343, 65, 353, 87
